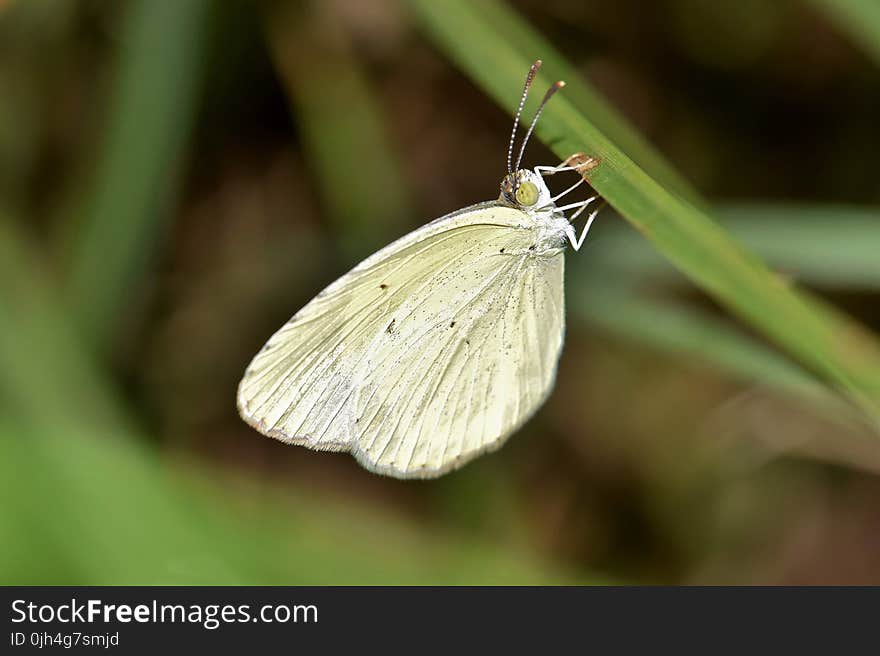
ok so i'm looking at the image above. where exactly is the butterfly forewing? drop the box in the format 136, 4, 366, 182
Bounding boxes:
237, 203, 565, 478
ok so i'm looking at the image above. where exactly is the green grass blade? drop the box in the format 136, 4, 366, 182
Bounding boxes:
409, 0, 880, 423
719, 204, 880, 287
591, 204, 880, 289
810, 0, 880, 63
58, 0, 211, 352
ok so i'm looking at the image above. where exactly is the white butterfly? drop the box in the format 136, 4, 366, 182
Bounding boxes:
237, 60, 601, 478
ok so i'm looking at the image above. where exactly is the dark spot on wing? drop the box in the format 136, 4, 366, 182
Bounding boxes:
499, 248, 505, 253
450, 321, 456, 328
528, 245, 536, 251
379, 283, 388, 290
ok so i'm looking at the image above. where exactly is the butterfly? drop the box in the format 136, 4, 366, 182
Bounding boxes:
237, 60, 601, 478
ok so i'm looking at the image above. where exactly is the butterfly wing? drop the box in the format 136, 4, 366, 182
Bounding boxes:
237, 202, 565, 478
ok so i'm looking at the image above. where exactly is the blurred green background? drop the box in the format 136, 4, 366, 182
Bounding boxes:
2, 0, 880, 585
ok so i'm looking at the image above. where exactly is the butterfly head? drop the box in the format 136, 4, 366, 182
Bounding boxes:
500, 169, 552, 211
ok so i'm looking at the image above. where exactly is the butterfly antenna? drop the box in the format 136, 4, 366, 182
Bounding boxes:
507, 60, 542, 175
514, 79, 565, 173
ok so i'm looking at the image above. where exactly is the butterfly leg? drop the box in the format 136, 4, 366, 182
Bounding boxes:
534, 152, 599, 177
535, 154, 600, 205
535, 168, 594, 208
567, 204, 602, 251
549, 177, 586, 202
555, 197, 601, 251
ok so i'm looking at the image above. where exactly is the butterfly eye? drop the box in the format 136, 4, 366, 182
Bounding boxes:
515, 181, 539, 206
